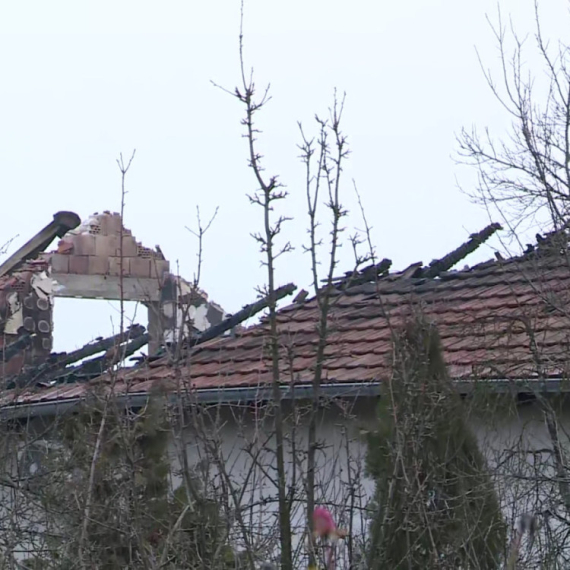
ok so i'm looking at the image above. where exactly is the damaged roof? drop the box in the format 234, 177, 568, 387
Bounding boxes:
0, 211, 81, 345
5, 223, 570, 414
0, 209, 226, 395
0, 258, 53, 341
101, 252, 570, 389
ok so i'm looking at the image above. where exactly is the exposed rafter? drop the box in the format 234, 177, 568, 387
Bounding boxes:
422, 223, 502, 279
0, 211, 80, 278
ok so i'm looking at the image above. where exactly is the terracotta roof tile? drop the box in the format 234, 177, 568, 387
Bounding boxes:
6, 251, 570, 407
152, 255, 570, 388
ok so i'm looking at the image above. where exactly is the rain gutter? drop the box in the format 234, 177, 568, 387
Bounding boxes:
2, 377, 568, 420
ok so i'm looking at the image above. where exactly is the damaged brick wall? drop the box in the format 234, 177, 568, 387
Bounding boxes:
157, 273, 227, 346
51, 212, 170, 280
0, 211, 226, 376
49, 212, 225, 354
0, 260, 54, 375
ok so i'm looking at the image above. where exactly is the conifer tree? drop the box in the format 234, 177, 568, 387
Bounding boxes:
366, 317, 506, 569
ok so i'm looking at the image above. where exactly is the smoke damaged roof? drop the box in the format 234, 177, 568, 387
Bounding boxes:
6, 222, 570, 415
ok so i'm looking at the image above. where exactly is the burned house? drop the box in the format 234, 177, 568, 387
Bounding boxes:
2, 219, 570, 566
0, 210, 225, 385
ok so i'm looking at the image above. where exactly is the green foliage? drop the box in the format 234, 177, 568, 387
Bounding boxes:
366, 318, 506, 569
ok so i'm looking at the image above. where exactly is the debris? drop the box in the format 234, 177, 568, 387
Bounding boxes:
7, 325, 148, 388
188, 283, 297, 348
422, 222, 501, 279
1, 333, 34, 363
329, 258, 392, 288
0, 212, 80, 278
55, 325, 147, 369
396, 262, 423, 280
293, 289, 308, 303
533, 226, 569, 255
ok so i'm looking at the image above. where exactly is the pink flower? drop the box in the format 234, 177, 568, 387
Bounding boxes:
313, 507, 336, 537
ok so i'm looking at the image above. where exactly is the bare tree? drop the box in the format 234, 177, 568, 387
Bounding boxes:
457, 3, 570, 567
218, 13, 295, 569
0, 9, 402, 570
457, 1, 570, 235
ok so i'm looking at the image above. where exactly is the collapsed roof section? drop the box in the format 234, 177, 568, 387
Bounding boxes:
0, 220, 516, 409
0, 211, 226, 381
49, 211, 225, 353
99, 223, 570, 395
0, 212, 82, 377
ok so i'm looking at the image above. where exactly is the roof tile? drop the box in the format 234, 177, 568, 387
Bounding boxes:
6, 251, 570, 406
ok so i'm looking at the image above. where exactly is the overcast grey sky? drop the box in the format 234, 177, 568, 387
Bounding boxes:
0, 0, 567, 352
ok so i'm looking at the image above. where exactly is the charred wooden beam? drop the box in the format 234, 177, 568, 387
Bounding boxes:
0, 211, 80, 278
1, 333, 33, 363
47, 333, 150, 384
52, 324, 146, 368
422, 223, 502, 279
189, 283, 297, 347
9, 325, 148, 388
329, 259, 392, 288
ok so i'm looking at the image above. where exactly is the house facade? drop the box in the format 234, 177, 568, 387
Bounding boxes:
2, 221, 570, 566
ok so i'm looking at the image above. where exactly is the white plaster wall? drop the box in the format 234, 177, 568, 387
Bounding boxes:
170, 395, 570, 566
2, 394, 570, 567
469, 398, 570, 566
3, 271, 54, 335
167, 398, 376, 565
